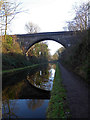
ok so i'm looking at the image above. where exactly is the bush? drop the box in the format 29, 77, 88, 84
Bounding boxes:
60, 30, 89, 82
6, 35, 13, 46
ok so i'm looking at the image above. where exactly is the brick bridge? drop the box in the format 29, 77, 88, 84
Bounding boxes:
13, 31, 79, 54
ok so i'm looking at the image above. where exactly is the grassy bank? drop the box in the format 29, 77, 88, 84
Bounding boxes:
47, 63, 70, 118
2, 62, 49, 75
2, 64, 40, 75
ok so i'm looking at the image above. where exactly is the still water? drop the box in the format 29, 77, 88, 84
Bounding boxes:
2, 99, 49, 118
2, 63, 56, 119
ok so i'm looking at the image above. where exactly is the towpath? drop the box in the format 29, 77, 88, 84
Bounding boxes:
59, 63, 89, 118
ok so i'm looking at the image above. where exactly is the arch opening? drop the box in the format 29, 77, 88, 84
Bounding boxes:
26, 38, 66, 55
25, 39, 65, 62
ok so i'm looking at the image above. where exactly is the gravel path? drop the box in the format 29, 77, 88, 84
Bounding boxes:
59, 63, 89, 118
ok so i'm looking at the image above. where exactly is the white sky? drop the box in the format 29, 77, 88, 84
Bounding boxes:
9, 0, 88, 55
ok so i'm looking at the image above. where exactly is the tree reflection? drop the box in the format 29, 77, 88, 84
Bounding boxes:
27, 99, 44, 110
2, 64, 56, 100
2, 100, 18, 119
27, 64, 56, 91
2, 80, 25, 100
27, 69, 49, 89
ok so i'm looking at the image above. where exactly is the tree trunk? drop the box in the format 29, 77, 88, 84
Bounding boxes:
5, 15, 7, 41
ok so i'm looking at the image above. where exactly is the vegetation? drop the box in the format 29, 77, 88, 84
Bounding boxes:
47, 63, 70, 118
55, 2, 89, 82
2, 64, 39, 75
2, 35, 51, 72
0, 1, 51, 72
0, 0, 51, 73
25, 22, 40, 34
59, 30, 89, 82
66, 2, 88, 31
27, 41, 51, 62
2, 36, 49, 70
2, 35, 28, 70
0, 0, 23, 39
52, 47, 65, 60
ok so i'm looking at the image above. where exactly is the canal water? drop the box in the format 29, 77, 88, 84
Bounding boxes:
2, 63, 56, 119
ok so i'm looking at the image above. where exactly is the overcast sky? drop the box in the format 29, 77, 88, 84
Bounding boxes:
9, 0, 88, 55
10, 0, 88, 34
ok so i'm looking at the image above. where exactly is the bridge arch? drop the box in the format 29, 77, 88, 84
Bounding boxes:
26, 38, 66, 55
15, 31, 79, 55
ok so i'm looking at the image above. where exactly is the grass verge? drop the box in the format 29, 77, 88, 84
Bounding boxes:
2, 64, 39, 75
47, 63, 70, 118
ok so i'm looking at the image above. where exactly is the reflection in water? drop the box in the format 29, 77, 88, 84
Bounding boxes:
2, 99, 49, 118
2, 100, 18, 119
27, 64, 56, 91
27, 99, 44, 110
3, 63, 56, 100
2, 63, 56, 119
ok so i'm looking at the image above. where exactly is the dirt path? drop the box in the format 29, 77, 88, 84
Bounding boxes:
59, 63, 89, 118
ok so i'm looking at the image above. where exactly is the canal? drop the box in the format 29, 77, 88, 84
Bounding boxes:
2, 63, 56, 119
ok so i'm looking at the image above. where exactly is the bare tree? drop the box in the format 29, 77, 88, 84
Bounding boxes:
0, 0, 23, 40
0, 0, 5, 36
25, 22, 40, 34
0, 0, 4, 10
67, 2, 88, 31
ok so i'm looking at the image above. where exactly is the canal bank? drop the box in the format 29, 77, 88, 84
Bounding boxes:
47, 63, 70, 118
2, 63, 48, 75
2, 64, 38, 75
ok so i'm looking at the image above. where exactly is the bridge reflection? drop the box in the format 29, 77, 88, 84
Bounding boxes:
2, 63, 56, 100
